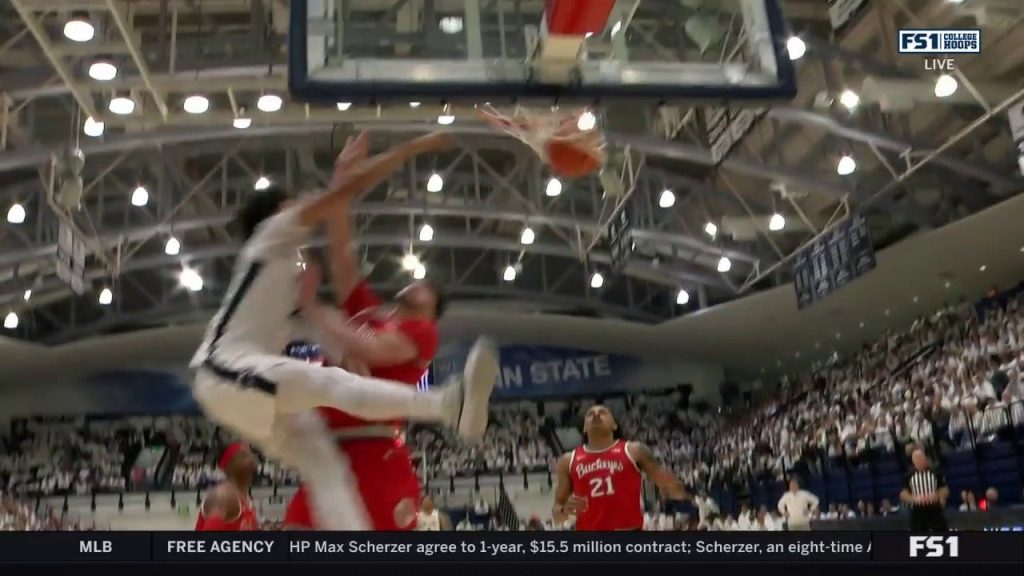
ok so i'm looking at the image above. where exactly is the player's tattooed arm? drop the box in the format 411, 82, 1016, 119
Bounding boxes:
628, 442, 687, 501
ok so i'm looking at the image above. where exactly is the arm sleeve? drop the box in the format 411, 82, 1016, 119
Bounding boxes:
343, 281, 383, 317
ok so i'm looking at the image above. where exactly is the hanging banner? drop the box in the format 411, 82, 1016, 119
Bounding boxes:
1009, 100, 1024, 177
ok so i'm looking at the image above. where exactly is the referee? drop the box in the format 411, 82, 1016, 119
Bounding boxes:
899, 448, 949, 531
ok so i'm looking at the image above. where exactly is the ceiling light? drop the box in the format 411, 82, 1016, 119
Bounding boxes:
769, 213, 785, 231
164, 236, 180, 255
88, 60, 117, 81
787, 36, 806, 60
437, 113, 455, 125
409, 102, 422, 108
717, 256, 731, 273
98, 287, 113, 306
503, 265, 517, 282
577, 111, 597, 131
413, 263, 427, 279
426, 173, 443, 193
704, 221, 718, 238
183, 95, 210, 114
611, 21, 622, 36
401, 253, 420, 271
885, 309, 891, 316
180, 268, 203, 292
418, 223, 434, 242
545, 178, 562, 197
913, 295, 919, 303
590, 272, 604, 289
23, 290, 31, 302
944, 280, 952, 288
814, 342, 820, 349
257, 94, 283, 112
859, 321, 865, 328
837, 154, 857, 175
979, 264, 987, 272
520, 227, 535, 245
4, 312, 18, 330
658, 189, 676, 208
839, 89, 860, 110
83, 116, 104, 137
254, 176, 271, 190
934, 74, 958, 98
131, 186, 149, 207
63, 14, 95, 43
676, 289, 690, 305
108, 96, 135, 115
233, 116, 251, 129
336, 102, 352, 111
7, 203, 26, 224
836, 332, 841, 339
440, 16, 464, 34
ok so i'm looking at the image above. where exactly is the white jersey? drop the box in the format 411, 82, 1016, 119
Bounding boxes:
190, 205, 310, 370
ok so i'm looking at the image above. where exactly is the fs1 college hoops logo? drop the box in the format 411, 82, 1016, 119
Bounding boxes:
909, 536, 959, 558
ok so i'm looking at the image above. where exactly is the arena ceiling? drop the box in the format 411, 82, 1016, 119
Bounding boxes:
0, 0, 1023, 346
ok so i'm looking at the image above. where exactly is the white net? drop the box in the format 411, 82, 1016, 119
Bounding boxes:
475, 104, 606, 177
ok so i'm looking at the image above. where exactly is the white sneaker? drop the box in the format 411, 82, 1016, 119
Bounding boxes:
456, 337, 500, 442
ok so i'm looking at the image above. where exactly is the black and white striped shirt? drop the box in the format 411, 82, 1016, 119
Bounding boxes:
904, 467, 947, 529
905, 468, 944, 501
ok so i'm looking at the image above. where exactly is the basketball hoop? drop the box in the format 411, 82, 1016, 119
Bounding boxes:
476, 104, 606, 179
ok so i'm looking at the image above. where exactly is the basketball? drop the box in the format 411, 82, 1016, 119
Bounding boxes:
545, 138, 605, 179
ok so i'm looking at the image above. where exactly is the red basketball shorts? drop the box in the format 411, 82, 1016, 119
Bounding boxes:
284, 438, 420, 530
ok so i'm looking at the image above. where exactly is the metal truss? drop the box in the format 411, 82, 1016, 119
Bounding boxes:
1, 0, 1023, 343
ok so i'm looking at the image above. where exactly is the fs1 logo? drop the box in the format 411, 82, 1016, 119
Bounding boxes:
898, 30, 980, 53
909, 536, 959, 558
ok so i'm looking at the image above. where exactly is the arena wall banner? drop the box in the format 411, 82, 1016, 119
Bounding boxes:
431, 344, 671, 400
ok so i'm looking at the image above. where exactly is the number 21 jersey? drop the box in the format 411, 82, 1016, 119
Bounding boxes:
569, 440, 643, 530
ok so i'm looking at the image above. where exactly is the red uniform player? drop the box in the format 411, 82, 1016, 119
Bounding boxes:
553, 405, 685, 531
284, 131, 462, 530
195, 443, 259, 531
282, 278, 439, 530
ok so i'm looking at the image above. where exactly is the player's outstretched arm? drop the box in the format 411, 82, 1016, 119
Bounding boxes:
627, 442, 686, 501
326, 133, 368, 304
297, 132, 453, 229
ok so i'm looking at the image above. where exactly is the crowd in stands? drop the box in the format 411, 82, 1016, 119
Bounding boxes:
409, 406, 556, 479
0, 495, 79, 531
663, 288, 1024, 498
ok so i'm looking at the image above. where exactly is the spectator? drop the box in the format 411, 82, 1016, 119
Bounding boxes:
777, 478, 819, 531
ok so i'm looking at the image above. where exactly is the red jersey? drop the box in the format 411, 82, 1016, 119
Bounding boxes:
569, 440, 644, 531
319, 281, 438, 429
195, 493, 258, 531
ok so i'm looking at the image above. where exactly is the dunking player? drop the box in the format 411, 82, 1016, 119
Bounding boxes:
190, 132, 500, 529
195, 443, 259, 531
552, 405, 685, 531
284, 134, 446, 531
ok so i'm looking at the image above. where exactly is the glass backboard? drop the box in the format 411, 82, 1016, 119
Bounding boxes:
289, 0, 796, 104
